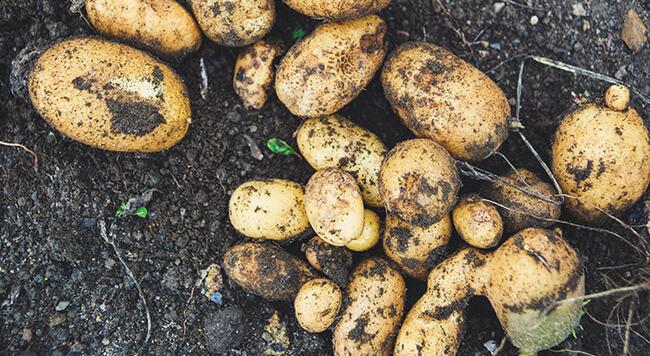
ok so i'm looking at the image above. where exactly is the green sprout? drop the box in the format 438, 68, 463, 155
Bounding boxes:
292, 27, 307, 41
135, 207, 149, 218
115, 202, 127, 218
267, 138, 297, 156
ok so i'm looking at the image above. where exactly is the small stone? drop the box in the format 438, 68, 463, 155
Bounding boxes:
494, 2, 505, 14
614, 65, 628, 80
622, 9, 647, 53
572, 4, 587, 17
104, 258, 116, 269
582, 20, 590, 31
102, 338, 110, 345
530, 16, 539, 25
22, 328, 32, 342
55, 301, 70, 311
49, 313, 66, 326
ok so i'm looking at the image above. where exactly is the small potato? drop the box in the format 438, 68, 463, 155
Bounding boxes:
333, 258, 405, 356
381, 42, 510, 161
86, 0, 202, 58
234, 39, 284, 110
604, 84, 630, 111
28, 37, 190, 152
229, 179, 310, 241
346, 209, 382, 252
304, 236, 353, 286
379, 139, 460, 227
383, 213, 452, 279
283, 0, 391, 20
190, 0, 275, 47
296, 115, 388, 207
223, 242, 315, 301
452, 194, 504, 249
295, 278, 343, 333
305, 168, 365, 246
481, 169, 560, 233
275, 15, 386, 117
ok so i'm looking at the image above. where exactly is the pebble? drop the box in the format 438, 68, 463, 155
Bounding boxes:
622, 9, 647, 53
494, 2, 505, 14
105, 258, 116, 269
102, 338, 110, 345
572, 4, 586, 17
55, 301, 69, 311
530, 16, 538, 25
49, 313, 65, 326
614, 65, 628, 80
22, 328, 32, 342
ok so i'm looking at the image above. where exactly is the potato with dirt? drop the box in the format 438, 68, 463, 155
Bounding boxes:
283, 0, 392, 20
28, 37, 190, 152
275, 15, 386, 117
294, 278, 343, 333
296, 115, 387, 207
452, 194, 504, 249
85, 0, 202, 58
304, 236, 353, 286
233, 39, 284, 110
381, 42, 510, 162
346, 209, 382, 252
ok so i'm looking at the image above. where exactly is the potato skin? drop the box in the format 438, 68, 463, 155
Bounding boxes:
28, 37, 190, 152
333, 258, 406, 356
304, 236, 353, 286
551, 103, 650, 222
346, 209, 382, 252
86, 0, 202, 58
381, 42, 510, 161
234, 39, 284, 110
295, 278, 343, 333
452, 194, 504, 249
229, 179, 310, 241
190, 0, 275, 47
275, 15, 386, 117
296, 115, 387, 207
379, 139, 460, 227
283, 0, 391, 20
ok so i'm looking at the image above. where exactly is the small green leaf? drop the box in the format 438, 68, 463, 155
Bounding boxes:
267, 138, 296, 156
292, 27, 307, 41
582, 299, 591, 306
571, 329, 577, 339
115, 202, 126, 218
135, 207, 148, 218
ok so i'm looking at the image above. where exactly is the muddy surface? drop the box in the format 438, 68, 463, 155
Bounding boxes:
1, 0, 649, 355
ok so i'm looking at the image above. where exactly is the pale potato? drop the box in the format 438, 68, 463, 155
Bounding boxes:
294, 278, 343, 333
346, 209, 382, 252
234, 39, 284, 110
283, 0, 391, 20
452, 194, 504, 249
604, 84, 630, 111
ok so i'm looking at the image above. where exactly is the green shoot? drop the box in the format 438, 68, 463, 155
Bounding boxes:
267, 138, 297, 156
292, 27, 307, 41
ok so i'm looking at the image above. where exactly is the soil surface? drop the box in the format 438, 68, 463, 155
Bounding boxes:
2, 0, 649, 355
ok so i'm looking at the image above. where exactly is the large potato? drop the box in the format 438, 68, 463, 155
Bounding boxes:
379, 139, 460, 227
190, 0, 275, 47
275, 15, 386, 117
28, 37, 190, 152
283, 0, 391, 20
381, 42, 510, 161
296, 115, 387, 207
333, 258, 405, 356
234, 39, 284, 110
229, 179, 310, 241
295, 278, 343, 333
86, 0, 202, 58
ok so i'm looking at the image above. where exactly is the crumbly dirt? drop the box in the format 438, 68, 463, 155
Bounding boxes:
1, 0, 649, 355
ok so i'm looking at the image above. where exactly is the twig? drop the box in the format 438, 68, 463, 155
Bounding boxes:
199, 58, 209, 100
0, 140, 39, 172
545, 282, 650, 313
434, 0, 474, 53
549, 350, 596, 356
492, 336, 508, 355
622, 300, 634, 356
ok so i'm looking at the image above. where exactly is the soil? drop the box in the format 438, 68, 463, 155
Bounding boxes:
1, 0, 649, 355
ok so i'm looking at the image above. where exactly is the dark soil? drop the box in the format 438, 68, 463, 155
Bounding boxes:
2, 1, 649, 355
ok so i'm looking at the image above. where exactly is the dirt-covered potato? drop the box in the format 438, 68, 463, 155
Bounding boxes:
28, 37, 190, 152
304, 236, 353, 286
223, 242, 315, 301
283, 0, 391, 20
604, 84, 630, 111
229, 179, 310, 241
234, 39, 284, 110
381, 42, 510, 162
333, 258, 406, 356
379, 139, 460, 227
382, 213, 452, 279
86, 0, 202, 58
551, 92, 650, 222
481, 168, 560, 233
190, 0, 275, 47
275, 15, 386, 117
452, 194, 504, 249
296, 115, 387, 207
294, 278, 343, 333
305, 168, 365, 246
346, 209, 381, 252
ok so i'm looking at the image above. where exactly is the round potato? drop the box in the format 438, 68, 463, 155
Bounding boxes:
305, 168, 365, 246
295, 278, 343, 333
346, 209, 382, 252
275, 15, 386, 117
381, 42, 510, 161
28, 37, 190, 152
86, 0, 202, 58
604, 84, 630, 111
190, 0, 275, 47
229, 179, 310, 241
304, 236, 353, 286
296, 115, 387, 207
283, 0, 391, 20
452, 194, 504, 249
379, 139, 460, 227
234, 39, 284, 110
383, 213, 452, 279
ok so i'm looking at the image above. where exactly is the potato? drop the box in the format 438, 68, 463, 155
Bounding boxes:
223, 242, 315, 301
452, 194, 504, 249
190, 0, 275, 47
28, 37, 190, 152
229, 179, 310, 241
604, 84, 630, 111
551, 94, 650, 222
481, 168, 560, 233
304, 236, 353, 286
333, 258, 406, 356
275, 15, 386, 117
295, 278, 343, 333
346, 209, 381, 252
381, 42, 510, 162
234, 39, 284, 110
86, 0, 202, 58
283, 0, 391, 20
296, 115, 388, 207
382, 213, 452, 279
379, 139, 460, 227
305, 168, 365, 246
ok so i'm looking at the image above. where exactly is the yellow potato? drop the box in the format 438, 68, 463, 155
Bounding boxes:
452, 194, 504, 249
604, 84, 630, 111
283, 0, 391, 20
233, 39, 284, 110
294, 278, 343, 333
346, 209, 382, 252
304, 236, 353, 286
28, 37, 190, 152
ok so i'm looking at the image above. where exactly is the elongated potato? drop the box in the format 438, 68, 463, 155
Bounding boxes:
229, 179, 310, 241
295, 278, 343, 333
452, 194, 504, 249
346, 209, 382, 252
234, 39, 284, 110
28, 37, 190, 152
334, 258, 405, 356
275, 15, 386, 117
304, 236, 353, 286
283, 0, 391, 20
296, 115, 387, 207
382, 42, 510, 161
86, 0, 202, 58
